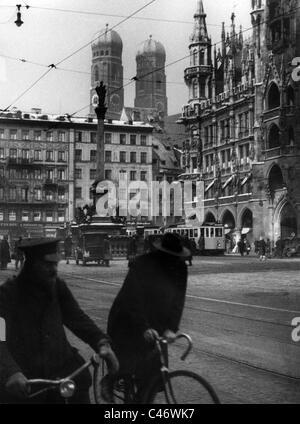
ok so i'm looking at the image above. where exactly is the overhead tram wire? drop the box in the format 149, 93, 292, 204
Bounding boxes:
55, 0, 158, 67
0, 0, 158, 111
0, 4, 222, 27
2, 67, 53, 111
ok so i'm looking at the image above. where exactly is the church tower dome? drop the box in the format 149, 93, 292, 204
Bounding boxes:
134, 35, 168, 118
90, 25, 124, 119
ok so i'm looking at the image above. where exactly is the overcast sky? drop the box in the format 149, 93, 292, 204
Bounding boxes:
0, 0, 251, 117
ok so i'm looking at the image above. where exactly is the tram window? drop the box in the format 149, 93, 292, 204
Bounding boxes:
201, 228, 205, 237
210, 228, 214, 237
194, 229, 198, 237
181, 230, 185, 236
205, 228, 209, 238
189, 230, 193, 238
216, 228, 222, 237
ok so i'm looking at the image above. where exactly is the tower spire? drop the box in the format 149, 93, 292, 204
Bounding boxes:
191, 0, 209, 44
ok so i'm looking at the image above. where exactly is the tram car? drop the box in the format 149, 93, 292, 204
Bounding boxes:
164, 224, 225, 255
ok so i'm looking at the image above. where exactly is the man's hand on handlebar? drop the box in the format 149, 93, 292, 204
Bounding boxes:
5, 372, 29, 399
162, 329, 177, 343
143, 328, 159, 344
98, 343, 119, 376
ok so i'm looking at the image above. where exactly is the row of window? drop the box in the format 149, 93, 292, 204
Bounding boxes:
0, 129, 149, 146
0, 148, 67, 162
0, 210, 65, 223
203, 114, 252, 145
0, 168, 67, 181
0, 187, 66, 202
203, 145, 250, 171
75, 168, 148, 181
76, 132, 148, 146
75, 149, 148, 164
0, 129, 67, 142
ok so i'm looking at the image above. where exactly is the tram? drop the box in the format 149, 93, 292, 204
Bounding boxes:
165, 224, 225, 255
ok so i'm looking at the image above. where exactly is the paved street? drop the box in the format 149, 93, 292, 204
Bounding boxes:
1, 255, 300, 404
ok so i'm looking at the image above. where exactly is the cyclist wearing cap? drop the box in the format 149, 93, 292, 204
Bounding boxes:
107, 233, 189, 398
0, 238, 119, 404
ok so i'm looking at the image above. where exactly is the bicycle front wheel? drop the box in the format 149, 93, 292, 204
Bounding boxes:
144, 370, 220, 404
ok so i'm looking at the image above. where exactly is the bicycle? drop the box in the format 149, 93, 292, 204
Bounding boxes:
94, 333, 221, 404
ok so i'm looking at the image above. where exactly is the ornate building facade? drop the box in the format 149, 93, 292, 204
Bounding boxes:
180, 0, 300, 244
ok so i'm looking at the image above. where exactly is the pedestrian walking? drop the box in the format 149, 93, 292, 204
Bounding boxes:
183, 235, 193, 266
0, 235, 11, 270
237, 238, 245, 257
14, 237, 24, 270
198, 235, 205, 255
258, 236, 267, 261
0, 238, 119, 404
64, 235, 73, 264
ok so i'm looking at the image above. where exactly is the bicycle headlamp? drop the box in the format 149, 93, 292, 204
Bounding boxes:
59, 380, 76, 398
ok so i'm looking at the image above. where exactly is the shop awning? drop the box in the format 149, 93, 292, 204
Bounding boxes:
222, 176, 233, 190
225, 228, 234, 235
241, 228, 252, 234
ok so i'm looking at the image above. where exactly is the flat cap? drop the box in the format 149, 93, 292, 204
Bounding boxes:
18, 237, 61, 262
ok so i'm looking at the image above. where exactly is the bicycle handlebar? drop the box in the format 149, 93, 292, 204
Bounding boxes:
156, 332, 193, 362
27, 354, 100, 399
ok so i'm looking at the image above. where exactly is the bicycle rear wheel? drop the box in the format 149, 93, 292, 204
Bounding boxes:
144, 370, 220, 404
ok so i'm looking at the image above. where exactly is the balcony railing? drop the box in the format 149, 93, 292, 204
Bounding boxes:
184, 65, 212, 79
264, 145, 298, 159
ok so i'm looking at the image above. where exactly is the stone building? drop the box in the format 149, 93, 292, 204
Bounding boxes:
0, 109, 74, 239
179, 0, 300, 245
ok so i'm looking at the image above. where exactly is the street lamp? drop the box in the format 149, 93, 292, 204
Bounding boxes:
15, 5, 23, 27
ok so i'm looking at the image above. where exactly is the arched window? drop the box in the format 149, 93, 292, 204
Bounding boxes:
268, 165, 285, 195
193, 49, 198, 66
204, 212, 216, 224
222, 210, 235, 229
268, 124, 280, 149
94, 66, 99, 83
267, 83, 280, 109
241, 209, 253, 230
288, 127, 295, 145
200, 50, 205, 65
192, 80, 198, 98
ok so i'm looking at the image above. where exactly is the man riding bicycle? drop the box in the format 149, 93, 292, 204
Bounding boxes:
107, 233, 189, 401
0, 238, 119, 404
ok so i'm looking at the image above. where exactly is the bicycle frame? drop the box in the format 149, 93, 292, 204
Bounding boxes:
153, 333, 193, 404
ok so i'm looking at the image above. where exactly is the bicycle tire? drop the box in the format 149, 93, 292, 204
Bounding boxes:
143, 370, 221, 404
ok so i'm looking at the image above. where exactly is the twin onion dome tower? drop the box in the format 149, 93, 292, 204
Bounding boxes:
90, 24, 168, 120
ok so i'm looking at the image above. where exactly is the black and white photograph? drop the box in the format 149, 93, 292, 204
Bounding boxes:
0, 0, 300, 408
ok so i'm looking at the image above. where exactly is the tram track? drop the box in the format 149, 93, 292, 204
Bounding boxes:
62, 271, 300, 381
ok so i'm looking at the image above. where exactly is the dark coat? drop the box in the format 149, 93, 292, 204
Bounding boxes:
107, 251, 187, 373
0, 239, 11, 264
258, 239, 266, 255
0, 272, 108, 403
